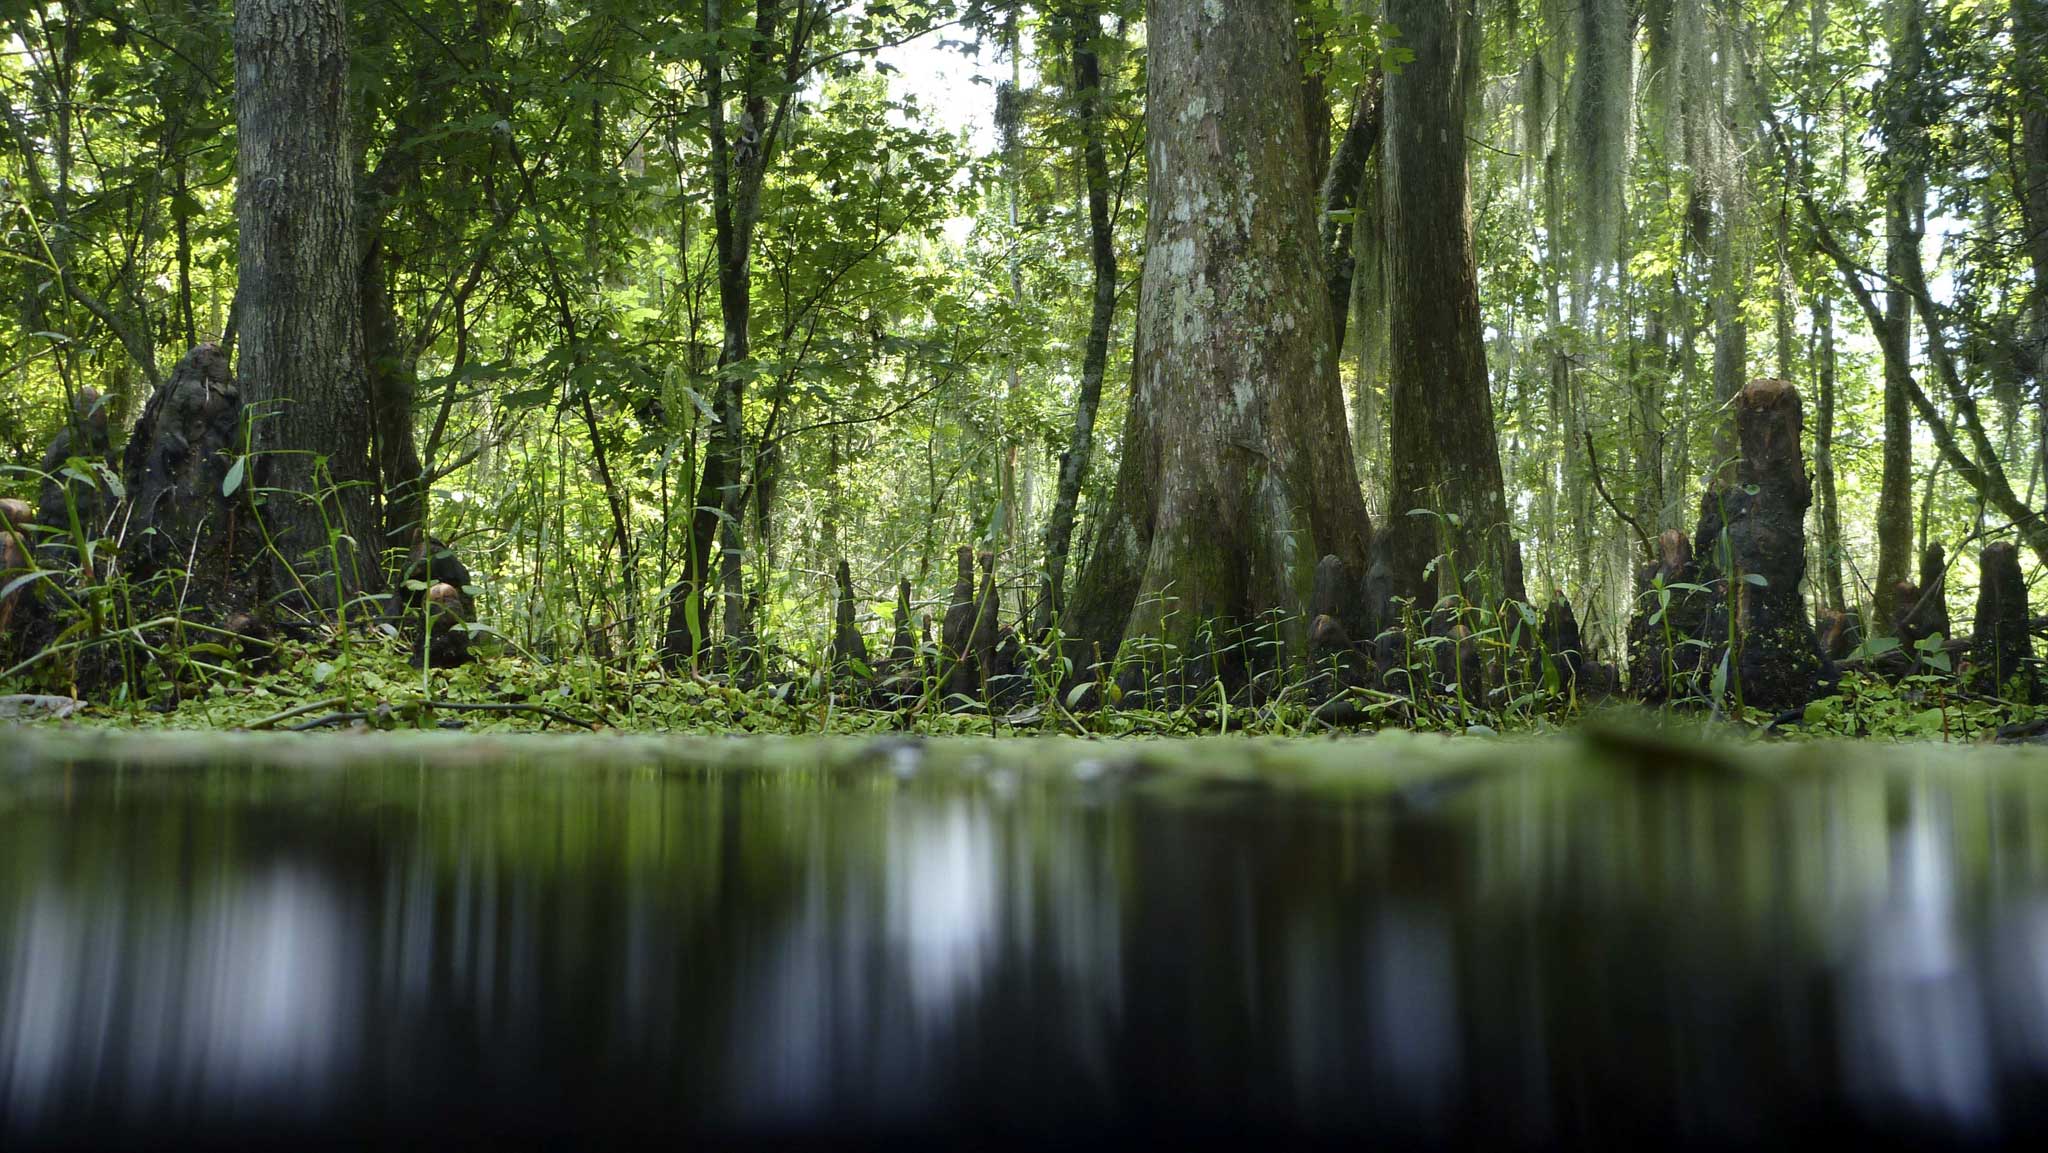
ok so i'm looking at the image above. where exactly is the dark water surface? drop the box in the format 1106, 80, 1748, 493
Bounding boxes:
6, 731, 2048, 1148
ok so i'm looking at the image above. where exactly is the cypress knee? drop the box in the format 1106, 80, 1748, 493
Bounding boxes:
1971, 541, 2033, 700
1916, 542, 1951, 640
1538, 596, 1587, 690
972, 551, 1000, 692
1889, 543, 1950, 647
941, 546, 978, 700
890, 580, 917, 668
35, 386, 116, 570
120, 344, 250, 620
831, 560, 869, 679
1816, 609, 1862, 662
1627, 529, 1707, 700
1693, 380, 1825, 711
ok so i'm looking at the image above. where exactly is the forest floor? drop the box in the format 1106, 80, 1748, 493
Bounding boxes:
2, 627, 2038, 743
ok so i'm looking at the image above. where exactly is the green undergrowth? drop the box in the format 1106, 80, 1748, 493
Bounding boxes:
4, 622, 2040, 742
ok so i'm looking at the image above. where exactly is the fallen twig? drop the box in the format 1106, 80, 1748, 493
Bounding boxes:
244, 696, 347, 731
287, 712, 369, 731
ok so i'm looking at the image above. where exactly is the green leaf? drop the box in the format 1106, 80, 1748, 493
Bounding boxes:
1, 569, 58, 601
222, 457, 247, 498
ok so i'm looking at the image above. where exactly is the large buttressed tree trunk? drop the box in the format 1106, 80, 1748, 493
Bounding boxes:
1381, 0, 1525, 608
1062, 0, 1372, 680
235, 0, 378, 603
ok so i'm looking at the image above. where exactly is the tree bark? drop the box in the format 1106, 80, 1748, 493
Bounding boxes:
1061, 0, 1373, 681
1351, 148, 1389, 501
1694, 379, 1826, 712
234, 0, 378, 604
1708, 188, 1749, 477
2016, 0, 2048, 482
1038, 3, 1119, 636
830, 559, 868, 678
1813, 289, 1848, 613
1321, 76, 1383, 352
1972, 541, 2033, 700
1382, 0, 1525, 608
1874, 0, 1925, 631
361, 237, 427, 548
666, 0, 822, 669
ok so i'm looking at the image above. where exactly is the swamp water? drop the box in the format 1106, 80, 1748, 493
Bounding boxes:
4, 730, 2048, 1148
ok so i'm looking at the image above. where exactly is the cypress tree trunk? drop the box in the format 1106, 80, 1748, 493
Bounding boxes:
1062, 0, 1373, 681
1038, 2, 1117, 636
1382, 0, 1525, 607
2016, 0, 2048, 480
1874, 0, 1925, 632
234, 0, 378, 603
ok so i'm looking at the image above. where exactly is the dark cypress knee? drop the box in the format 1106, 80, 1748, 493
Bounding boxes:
831, 560, 869, 681
1691, 379, 1826, 711
1971, 541, 2033, 701
941, 546, 978, 701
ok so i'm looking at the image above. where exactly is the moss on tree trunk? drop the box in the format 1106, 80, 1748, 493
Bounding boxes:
1062, 0, 1372, 688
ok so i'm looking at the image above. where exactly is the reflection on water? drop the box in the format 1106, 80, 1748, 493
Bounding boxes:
5, 740, 2048, 1146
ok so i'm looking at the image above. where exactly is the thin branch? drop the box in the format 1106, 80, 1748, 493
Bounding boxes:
1585, 430, 1654, 561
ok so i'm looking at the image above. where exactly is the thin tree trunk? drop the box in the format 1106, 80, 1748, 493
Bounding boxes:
668, 0, 820, 669
1774, 199, 1796, 380
1708, 186, 1749, 478
999, 10, 1028, 560
1813, 289, 1847, 613
1351, 150, 1388, 503
1037, 2, 1118, 636
361, 238, 426, 548
1321, 76, 1382, 351
1874, 0, 1925, 630
234, 0, 378, 603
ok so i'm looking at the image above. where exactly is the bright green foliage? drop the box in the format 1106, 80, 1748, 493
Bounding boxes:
2, 0, 2044, 735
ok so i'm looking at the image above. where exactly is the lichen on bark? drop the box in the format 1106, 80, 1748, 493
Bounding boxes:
1062, 0, 1372, 689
